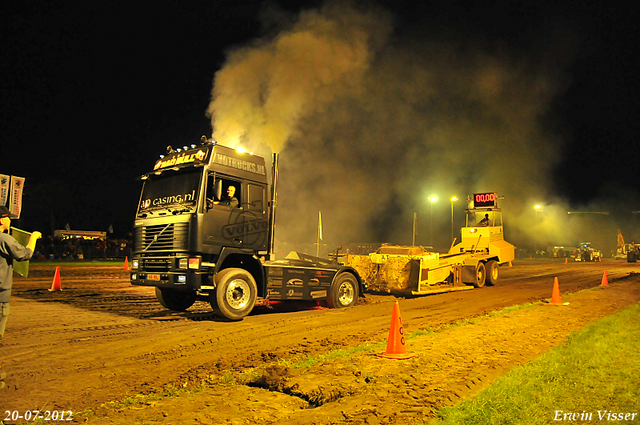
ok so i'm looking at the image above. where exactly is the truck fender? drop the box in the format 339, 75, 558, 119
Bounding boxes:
332, 266, 366, 297
214, 247, 266, 294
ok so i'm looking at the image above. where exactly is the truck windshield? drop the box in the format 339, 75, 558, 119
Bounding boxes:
137, 169, 202, 217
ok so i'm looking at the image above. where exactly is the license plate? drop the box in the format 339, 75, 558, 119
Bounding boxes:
148, 274, 161, 281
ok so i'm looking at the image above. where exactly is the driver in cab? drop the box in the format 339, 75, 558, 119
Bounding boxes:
214, 185, 239, 208
477, 214, 492, 226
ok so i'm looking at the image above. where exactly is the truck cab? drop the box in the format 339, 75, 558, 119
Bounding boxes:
449, 207, 514, 262
130, 141, 270, 314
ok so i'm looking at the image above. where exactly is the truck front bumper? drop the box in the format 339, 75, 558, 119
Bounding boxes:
130, 270, 208, 291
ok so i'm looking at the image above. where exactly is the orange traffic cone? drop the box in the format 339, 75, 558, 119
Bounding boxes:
509, 261, 513, 267
377, 301, 416, 359
124, 256, 129, 270
48, 266, 62, 292
550, 277, 562, 305
600, 270, 609, 287
565, 257, 568, 264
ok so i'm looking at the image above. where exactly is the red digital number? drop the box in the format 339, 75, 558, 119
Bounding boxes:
474, 193, 496, 207
475, 193, 495, 202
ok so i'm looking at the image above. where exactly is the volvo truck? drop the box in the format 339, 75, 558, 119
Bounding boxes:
130, 138, 363, 320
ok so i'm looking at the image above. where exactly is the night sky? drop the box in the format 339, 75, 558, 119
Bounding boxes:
1, 0, 638, 250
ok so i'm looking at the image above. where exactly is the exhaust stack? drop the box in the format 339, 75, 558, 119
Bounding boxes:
267, 153, 279, 259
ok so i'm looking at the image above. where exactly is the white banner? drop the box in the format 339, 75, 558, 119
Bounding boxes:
9, 176, 25, 219
0, 174, 9, 207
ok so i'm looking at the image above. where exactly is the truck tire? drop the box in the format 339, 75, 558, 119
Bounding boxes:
485, 260, 499, 286
473, 262, 487, 288
628, 251, 637, 263
211, 268, 257, 321
583, 252, 592, 262
155, 287, 196, 311
327, 272, 359, 309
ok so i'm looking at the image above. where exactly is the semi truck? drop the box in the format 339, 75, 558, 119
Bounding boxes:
130, 138, 363, 320
342, 193, 515, 295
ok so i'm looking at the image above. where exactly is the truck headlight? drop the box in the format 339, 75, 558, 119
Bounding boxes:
178, 258, 188, 269
177, 275, 187, 284
132, 259, 139, 269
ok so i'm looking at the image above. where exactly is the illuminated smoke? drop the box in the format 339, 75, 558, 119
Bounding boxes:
207, 2, 598, 254
207, 2, 391, 154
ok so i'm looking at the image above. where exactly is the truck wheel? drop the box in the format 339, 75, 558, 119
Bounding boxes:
473, 262, 487, 288
327, 272, 359, 309
485, 260, 499, 286
155, 287, 196, 311
211, 268, 257, 321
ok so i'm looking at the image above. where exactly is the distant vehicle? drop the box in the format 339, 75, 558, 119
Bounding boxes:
614, 229, 626, 260
548, 246, 578, 259
613, 242, 636, 261
627, 244, 640, 263
575, 242, 601, 262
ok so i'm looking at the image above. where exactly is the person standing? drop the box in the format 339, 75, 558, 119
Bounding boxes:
0, 206, 41, 389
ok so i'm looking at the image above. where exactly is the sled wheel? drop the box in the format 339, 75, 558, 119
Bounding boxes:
485, 260, 499, 286
473, 262, 487, 288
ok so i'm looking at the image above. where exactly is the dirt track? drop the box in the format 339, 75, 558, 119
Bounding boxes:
2, 259, 639, 424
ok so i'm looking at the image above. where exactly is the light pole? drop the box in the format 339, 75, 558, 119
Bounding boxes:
412, 212, 417, 246
428, 195, 437, 247
534, 205, 541, 254
450, 196, 458, 244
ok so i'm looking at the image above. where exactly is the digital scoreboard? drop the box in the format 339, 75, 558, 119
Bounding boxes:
473, 192, 496, 208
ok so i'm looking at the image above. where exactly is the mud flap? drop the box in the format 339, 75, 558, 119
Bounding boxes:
461, 264, 478, 285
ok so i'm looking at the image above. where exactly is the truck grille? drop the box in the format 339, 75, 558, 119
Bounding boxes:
135, 223, 189, 252
142, 257, 172, 272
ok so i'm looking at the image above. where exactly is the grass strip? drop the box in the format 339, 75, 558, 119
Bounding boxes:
432, 302, 640, 425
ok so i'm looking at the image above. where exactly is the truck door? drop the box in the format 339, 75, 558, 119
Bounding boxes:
242, 182, 269, 251
203, 173, 244, 251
